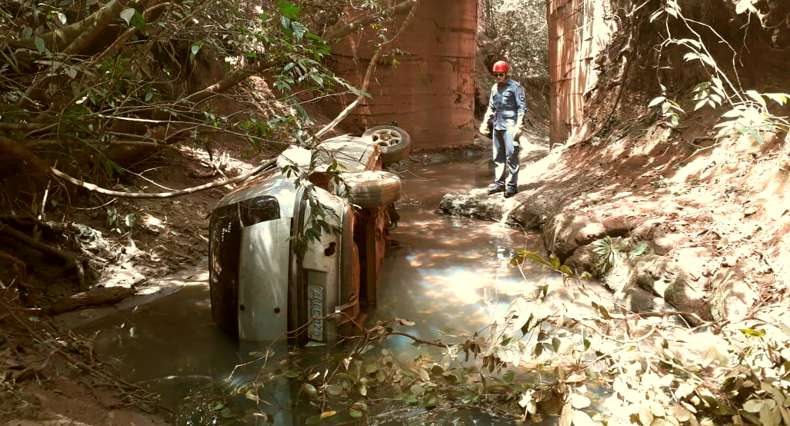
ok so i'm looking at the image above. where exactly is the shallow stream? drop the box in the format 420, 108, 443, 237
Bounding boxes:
81, 160, 554, 425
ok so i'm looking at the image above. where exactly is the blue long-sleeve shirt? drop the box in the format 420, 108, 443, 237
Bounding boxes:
484, 79, 526, 130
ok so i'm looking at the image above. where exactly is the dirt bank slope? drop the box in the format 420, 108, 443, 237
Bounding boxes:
441, 0, 789, 322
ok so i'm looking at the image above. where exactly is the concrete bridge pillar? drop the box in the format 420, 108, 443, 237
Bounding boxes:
330, 0, 478, 149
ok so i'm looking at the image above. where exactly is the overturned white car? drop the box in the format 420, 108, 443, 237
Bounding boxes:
208, 126, 411, 345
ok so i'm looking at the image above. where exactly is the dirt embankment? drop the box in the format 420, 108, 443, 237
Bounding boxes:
0, 76, 287, 424
441, 0, 789, 324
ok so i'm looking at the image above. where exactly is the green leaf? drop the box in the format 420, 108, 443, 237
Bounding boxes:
244, 390, 259, 402
190, 42, 202, 57
33, 36, 48, 54
722, 108, 745, 119
591, 301, 612, 319
764, 93, 789, 105
700, 54, 716, 68
740, 327, 766, 337
648, 96, 666, 108
21, 26, 33, 39
743, 399, 765, 413
520, 313, 535, 336
572, 410, 597, 426
735, 0, 757, 15
120, 8, 136, 25
302, 383, 318, 397
326, 384, 343, 396
349, 408, 363, 418
630, 242, 648, 257
746, 90, 766, 108
571, 394, 592, 409
277, 0, 300, 19
683, 52, 700, 62
291, 21, 307, 41
693, 99, 708, 111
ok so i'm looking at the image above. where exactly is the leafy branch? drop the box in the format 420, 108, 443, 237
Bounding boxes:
647, 0, 789, 139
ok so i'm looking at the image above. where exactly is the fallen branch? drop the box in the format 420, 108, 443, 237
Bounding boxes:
51, 158, 276, 198
46, 286, 137, 315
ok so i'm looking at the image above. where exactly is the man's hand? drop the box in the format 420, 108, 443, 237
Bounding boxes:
478, 122, 490, 136
508, 125, 522, 139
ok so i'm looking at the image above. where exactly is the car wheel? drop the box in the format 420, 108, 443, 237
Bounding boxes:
361, 125, 412, 165
343, 171, 401, 208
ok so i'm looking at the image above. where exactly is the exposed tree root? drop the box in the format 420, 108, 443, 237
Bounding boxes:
0, 223, 86, 289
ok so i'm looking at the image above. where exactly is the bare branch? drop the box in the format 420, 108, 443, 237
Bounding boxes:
323, 0, 417, 41
50, 159, 276, 199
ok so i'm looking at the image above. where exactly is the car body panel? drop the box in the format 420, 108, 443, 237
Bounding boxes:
237, 217, 291, 341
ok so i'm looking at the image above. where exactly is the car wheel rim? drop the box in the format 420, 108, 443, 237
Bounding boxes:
369, 129, 402, 148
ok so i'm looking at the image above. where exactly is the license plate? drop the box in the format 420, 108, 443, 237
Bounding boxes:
307, 285, 324, 341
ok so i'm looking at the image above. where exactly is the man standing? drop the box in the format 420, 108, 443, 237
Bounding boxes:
479, 60, 526, 198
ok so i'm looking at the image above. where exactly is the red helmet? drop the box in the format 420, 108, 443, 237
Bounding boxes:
491, 60, 509, 73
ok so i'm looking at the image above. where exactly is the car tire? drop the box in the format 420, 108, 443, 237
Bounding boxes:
343, 171, 401, 208
361, 125, 412, 165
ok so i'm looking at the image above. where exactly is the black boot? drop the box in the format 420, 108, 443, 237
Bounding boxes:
487, 184, 505, 194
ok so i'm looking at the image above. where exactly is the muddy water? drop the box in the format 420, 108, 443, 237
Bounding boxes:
82, 160, 552, 424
